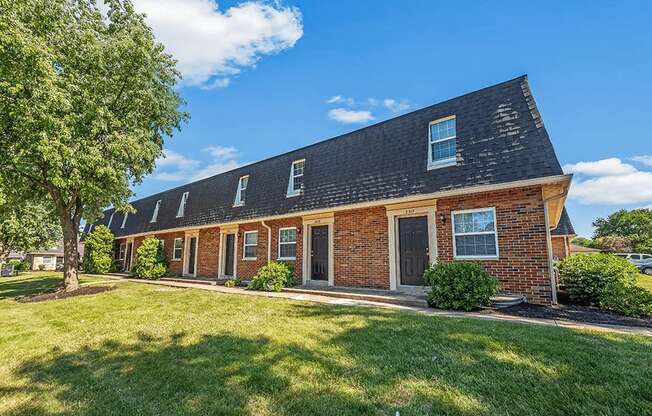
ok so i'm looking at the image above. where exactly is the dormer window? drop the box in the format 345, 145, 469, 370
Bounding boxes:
107, 212, 114, 228
176, 192, 189, 218
151, 200, 161, 223
428, 116, 457, 170
120, 212, 128, 229
287, 159, 305, 197
234, 175, 249, 207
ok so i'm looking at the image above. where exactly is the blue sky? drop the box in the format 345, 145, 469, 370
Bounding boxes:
129, 0, 652, 238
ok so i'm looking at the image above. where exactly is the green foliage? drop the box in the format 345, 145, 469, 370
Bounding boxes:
593, 235, 632, 253
131, 238, 167, 280
0, 0, 187, 287
248, 261, 295, 292
593, 209, 652, 253
600, 282, 652, 317
8, 259, 31, 271
224, 278, 240, 288
82, 225, 115, 274
571, 236, 594, 248
423, 262, 499, 311
557, 253, 638, 305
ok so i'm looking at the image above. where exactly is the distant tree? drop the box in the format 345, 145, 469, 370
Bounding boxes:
593, 209, 652, 254
0, 0, 187, 290
0, 191, 61, 264
593, 235, 632, 253
82, 225, 115, 274
571, 237, 595, 248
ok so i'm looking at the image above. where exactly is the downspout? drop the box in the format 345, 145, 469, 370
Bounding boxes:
261, 221, 272, 264
543, 191, 567, 305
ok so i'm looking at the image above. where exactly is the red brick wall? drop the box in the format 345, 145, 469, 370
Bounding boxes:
267, 218, 303, 280
334, 207, 389, 289
198, 227, 220, 277
152, 231, 186, 276
436, 185, 552, 304
236, 222, 269, 279
551, 236, 568, 260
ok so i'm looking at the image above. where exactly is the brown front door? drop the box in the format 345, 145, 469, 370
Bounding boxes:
311, 225, 329, 281
398, 216, 429, 286
187, 236, 197, 275
224, 234, 235, 276
125, 242, 133, 271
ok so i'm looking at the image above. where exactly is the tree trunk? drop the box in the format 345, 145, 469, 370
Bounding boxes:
60, 215, 80, 292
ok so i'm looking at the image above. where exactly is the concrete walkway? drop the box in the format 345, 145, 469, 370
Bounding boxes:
85, 274, 652, 337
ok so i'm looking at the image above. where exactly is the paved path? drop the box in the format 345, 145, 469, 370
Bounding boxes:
85, 274, 652, 337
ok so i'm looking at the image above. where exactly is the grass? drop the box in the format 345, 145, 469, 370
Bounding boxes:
0, 272, 651, 416
637, 273, 652, 292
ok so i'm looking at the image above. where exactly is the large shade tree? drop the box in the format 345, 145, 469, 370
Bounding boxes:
0, 0, 187, 290
593, 209, 652, 254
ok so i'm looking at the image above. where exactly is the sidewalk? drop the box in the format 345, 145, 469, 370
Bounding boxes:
86, 274, 652, 337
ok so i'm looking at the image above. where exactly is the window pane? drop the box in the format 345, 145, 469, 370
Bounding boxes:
294, 161, 304, 176
454, 210, 495, 233
245, 232, 257, 244
240, 189, 246, 202
280, 228, 296, 243
431, 119, 456, 142
240, 177, 248, 189
245, 245, 257, 258
280, 243, 296, 258
293, 176, 303, 191
431, 138, 456, 161
174, 239, 183, 249
455, 234, 497, 256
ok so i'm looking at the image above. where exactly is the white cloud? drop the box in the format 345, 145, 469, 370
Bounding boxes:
326, 95, 355, 106
565, 157, 652, 205
129, 0, 303, 88
154, 146, 244, 182
156, 149, 200, 170
563, 158, 637, 177
383, 98, 410, 113
200, 77, 231, 90
327, 108, 375, 124
190, 160, 244, 181
631, 155, 652, 167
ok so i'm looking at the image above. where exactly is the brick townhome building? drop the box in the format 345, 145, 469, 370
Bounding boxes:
86, 76, 574, 305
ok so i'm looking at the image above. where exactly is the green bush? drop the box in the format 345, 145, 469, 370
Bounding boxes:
600, 282, 652, 317
248, 261, 295, 292
8, 259, 31, 271
224, 278, 240, 288
557, 253, 638, 305
82, 225, 115, 274
423, 262, 499, 311
131, 238, 168, 279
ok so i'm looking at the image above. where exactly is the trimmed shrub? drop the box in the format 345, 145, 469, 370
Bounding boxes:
600, 282, 652, 317
557, 253, 638, 305
82, 225, 115, 274
8, 259, 31, 271
423, 262, 499, 311
131, 238, 168, 279
248, 261, 295, 292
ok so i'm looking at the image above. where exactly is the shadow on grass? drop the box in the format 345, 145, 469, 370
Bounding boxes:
0, 275, 62, 300
4, 297, 652, 415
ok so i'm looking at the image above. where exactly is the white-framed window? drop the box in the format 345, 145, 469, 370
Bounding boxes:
173, 238, 183, 260
452, 208, 499, 259
120, 212, 128, 229
118, 243, 126, 260
278, 227, 297, 259
287, 159, 305, 197
177, 192, 189, 218
243, 231, 258, 259
428, 116, 457, 169
42, 256, 55, 266
107, 212, 114, 228
234, 175, 249, 206
151, 200, 161, 223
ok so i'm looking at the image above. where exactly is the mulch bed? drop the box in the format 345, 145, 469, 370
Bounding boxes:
17, 285, 115, 303
487, 303, 651, 329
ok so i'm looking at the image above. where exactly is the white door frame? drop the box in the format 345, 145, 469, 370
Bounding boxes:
125, 238, 135, 271
218, 225, 238, 278
386, 203, 437, 291
302, 214, 334, 286
183, 230, 199, 277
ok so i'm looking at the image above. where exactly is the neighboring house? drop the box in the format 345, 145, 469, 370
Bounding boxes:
550, 208, 576, 260
87, 76, 573, 305
26, 242, 85, 271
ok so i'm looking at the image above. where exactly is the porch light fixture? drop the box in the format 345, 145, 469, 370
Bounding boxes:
439, 213, 447, 223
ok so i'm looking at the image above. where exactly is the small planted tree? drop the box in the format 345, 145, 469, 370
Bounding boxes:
131, 237, 167, 279
82, 225, 115, 274
0, 0, 187, 291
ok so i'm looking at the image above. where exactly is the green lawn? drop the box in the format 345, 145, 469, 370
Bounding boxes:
1, 273, 650, 416
637, 273, 652, 292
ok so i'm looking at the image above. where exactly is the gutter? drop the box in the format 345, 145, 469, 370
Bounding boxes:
542, 190, 568, 305
261, 220, 272, 264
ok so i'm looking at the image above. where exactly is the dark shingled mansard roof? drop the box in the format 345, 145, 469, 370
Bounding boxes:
551, 208, 576, 236
88, 75, 564, 237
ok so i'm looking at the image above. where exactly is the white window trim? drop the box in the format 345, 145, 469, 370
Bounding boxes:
172, 237, 183, 261
118, 243, 126, 260
107, 212, 114, 228
234, 175, 249, 207
286, 159, 305, 198
451, 207, 499, 260
120, 212, 128, 229
277, 227, 297, 260
427, 115, 457, 170
151, 200, 161, 223
242, 230, 258, 260
177, 192, 189, 218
